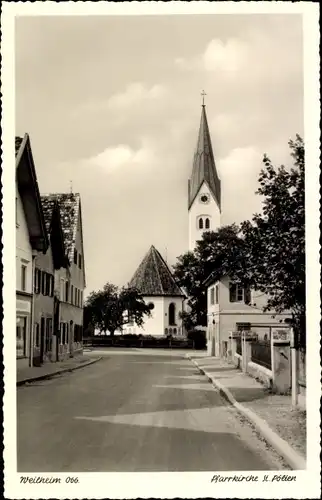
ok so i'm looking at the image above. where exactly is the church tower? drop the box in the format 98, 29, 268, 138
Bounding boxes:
188, 98, 221, 250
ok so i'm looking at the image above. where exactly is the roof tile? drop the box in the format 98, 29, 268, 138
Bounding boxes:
129, 245, 184, 297
40, 193, 80, 261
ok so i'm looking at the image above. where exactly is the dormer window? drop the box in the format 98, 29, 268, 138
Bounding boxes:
78, 253, 82, 269
198, 218, 204, 229
74, 249, 78, 264
205, 218, 210, 229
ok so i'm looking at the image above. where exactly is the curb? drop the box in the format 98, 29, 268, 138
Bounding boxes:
189, 357, 306, 470
17, 357, 102, 386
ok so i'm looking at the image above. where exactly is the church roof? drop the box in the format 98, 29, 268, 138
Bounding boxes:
129, 245, 185, 297
188, 105, 221, 209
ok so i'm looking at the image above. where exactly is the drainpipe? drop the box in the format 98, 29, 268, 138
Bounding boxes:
29, 252, 37, 367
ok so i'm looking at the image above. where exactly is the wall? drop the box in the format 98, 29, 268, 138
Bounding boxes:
16, 188, 33, 367
123, 296, 164, 336
207, 276, 290, 358
53, 266, 83, 360
247, 361, 273, 389
16, 188, 32, 293
33, 244, 55, 361
123, 296, 184, 336
188, 181, 221, 251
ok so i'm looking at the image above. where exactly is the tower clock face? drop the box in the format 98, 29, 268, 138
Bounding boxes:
200, 193, 210, 204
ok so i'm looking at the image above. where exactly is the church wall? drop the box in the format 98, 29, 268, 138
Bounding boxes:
188, 181, 221, 251
163, 296, 185, 335
122, 296, 185, 336
123, 296, 165, 337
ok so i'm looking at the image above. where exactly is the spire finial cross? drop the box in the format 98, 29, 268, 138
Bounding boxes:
70, 180, 73, 194
201, 90, 207, 106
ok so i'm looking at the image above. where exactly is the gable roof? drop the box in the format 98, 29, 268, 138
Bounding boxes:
40, 192, 80, 263
15, 134, 49, 252
40, 196, 67, 269
129, 245, 185, 297
40, 192, 86, 286
188, 105, 221, 209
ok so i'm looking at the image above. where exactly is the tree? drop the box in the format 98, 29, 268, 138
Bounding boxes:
83, 304, 95, 337
235, 135, 305, 348
173, 224, 244, 327
85, 282, 152, 336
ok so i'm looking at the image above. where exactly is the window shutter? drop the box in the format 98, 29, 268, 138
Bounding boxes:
42, 272, 47, 295
244, 286, 251, 304
229, 283, 236, 302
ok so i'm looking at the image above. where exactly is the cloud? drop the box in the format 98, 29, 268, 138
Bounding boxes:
107, 82, 167, 110
70, 82, 167, 120
85, 141, 155, 172
175, 38, 248, 74
203, 38, 247, 73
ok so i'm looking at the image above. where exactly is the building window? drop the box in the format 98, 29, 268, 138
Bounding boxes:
45, 273, 52, 296
236, 322, 251, 332
229, 283, 244, 302
80, 291, 83, 308
165, 328, 168, 335
16, 316, 27, 357
205, 218, 210, 229
21, 265, 27, 291
65, 281, 69, 303
71, 285, 74, 305
74, 249, 78, 264
78, 253, 82, 269
198, 217, 203, 229
210, 287, 215, 305
168, 303, 176, 326
148, 302, 154, 310
215, 285, 219, 304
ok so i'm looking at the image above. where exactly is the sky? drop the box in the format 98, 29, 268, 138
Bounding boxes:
15, 14, 304, 297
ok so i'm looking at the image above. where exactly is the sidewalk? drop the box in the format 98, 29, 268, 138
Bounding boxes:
17, 354, 102, 386
187, 355, 306, 470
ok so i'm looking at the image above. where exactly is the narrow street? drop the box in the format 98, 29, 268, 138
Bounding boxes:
17, 350, 287, 472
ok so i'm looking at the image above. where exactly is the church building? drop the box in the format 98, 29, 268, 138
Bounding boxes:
188, 100, 221, 250
123, 245, 185, 337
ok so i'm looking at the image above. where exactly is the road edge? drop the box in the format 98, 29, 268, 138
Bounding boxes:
17, 356, 103, 386
188, 356, 306, 471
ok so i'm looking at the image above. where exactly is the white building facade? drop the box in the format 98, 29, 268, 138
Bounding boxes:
123, 245, 185, 337
16, 135, 48, 368
205, 275, 290, 357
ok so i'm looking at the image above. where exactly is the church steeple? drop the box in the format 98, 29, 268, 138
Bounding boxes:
188, 102, 221, 210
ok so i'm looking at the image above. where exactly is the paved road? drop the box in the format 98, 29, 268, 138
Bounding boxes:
17, 350, 287, 472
